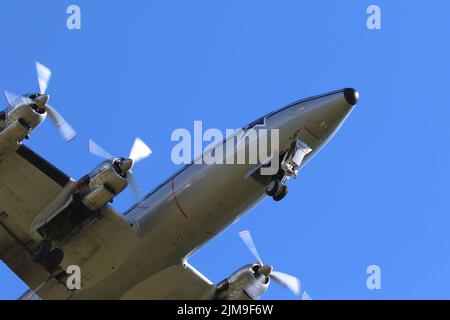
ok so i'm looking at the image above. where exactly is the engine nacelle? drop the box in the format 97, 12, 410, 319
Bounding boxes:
0, 119, 31, 154
214, 264, 269, 300
0, 103, 46, 155
36, 158, 132, 241
80, 160, 128, 211
81, 184, 116, 211
5, 103, 46, 130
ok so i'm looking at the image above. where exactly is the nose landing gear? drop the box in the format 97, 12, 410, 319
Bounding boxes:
265, 139, 312, 201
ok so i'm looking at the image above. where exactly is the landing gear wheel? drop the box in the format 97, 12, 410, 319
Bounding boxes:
44, 248, 64, 273
266, 179, 282, 197
273, 185, 288, 202
31, 239, 51, 264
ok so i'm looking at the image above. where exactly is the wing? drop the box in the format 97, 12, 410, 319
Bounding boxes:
121, 261, 216, 300
0, 145, 74, 292
0, 145, 138, 299
0, 145, 73, 231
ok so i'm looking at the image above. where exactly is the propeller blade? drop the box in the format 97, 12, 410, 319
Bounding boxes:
4, 91, 32, 110
36, 62, 52, 94
301, 291, 311, 300
88, 139, 114, 160
270, 271, 301, 296
19, 279, 48, 300
128, 137, 152, 164
238, 230, 263, 265
46, 105, 76, 141
4, 90, 18, 106
127, 173, 143, 201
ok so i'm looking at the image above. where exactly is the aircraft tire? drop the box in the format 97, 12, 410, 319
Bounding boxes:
266, 179, 282, 196
44, 248, 64, 273
273, 185, 288, 201
31, 239, 52, 264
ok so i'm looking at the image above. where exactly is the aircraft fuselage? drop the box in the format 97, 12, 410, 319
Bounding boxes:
70, 88, 358, 299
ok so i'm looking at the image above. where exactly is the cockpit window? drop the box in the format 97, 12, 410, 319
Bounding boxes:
242, 117, 265, 131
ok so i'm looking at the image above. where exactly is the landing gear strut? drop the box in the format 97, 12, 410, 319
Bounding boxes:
266, 139, 312, 201
31, 239, 64, 273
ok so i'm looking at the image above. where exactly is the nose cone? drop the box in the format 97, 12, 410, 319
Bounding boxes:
35, 94, 49, 108
259, 265, 273, 277
265, 88, 359, 159
300, 88, 359, 142
119, 159, 133, 173
344, 88, 359, 106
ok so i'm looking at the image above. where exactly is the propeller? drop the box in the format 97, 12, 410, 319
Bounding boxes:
89, 137, 152, 200
4, 91, 32, 111
36, 62, 52, 95
3, 62, 76, 141
238, 230, 302, 297
36, 62, 76, 141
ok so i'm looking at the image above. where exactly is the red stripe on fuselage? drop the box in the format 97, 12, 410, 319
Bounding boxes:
171, 178, 188, 218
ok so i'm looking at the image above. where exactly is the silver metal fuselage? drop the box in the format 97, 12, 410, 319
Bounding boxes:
71, 88, 357, 299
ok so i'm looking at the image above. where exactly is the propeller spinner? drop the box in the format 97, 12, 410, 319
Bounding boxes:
89, 137, 152, 200
239, 230, 310, 299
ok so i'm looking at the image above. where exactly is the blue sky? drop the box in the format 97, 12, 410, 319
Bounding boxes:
1, 0, 449, 299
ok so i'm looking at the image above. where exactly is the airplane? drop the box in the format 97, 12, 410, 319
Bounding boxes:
0, 62, 359, 300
